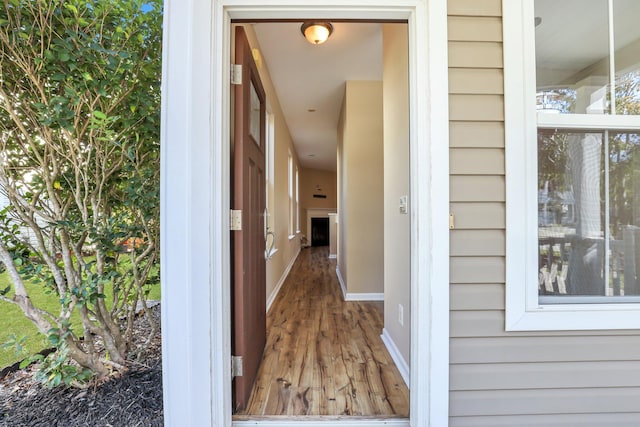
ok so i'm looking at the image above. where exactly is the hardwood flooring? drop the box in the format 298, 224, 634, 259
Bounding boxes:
234, 246, 410, 417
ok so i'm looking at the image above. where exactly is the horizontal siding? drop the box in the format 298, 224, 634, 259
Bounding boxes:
450, 230, 504, 256
451, 335, 640, 363
447, 0, 501, 17
451, 361, 640, 391
448, 16, 502, 42
450, 148, 504, 175
450, 176, 504, 202
450, 388, 640, 417
450, 94, 504, 121
449, 202, 505, 229
450, 283, 504, 310
451, 311, 640, 338
449, 68, 503, 94
450, 122, 504, 148
449, 41, 503, 68
450, 413, 640, 427
450, 257, 504, 283
447, 0, 640, 423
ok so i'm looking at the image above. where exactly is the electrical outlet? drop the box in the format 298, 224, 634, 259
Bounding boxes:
398, 304, 404, 326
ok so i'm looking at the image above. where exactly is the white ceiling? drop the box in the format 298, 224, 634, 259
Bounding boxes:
252, 22, 383, 172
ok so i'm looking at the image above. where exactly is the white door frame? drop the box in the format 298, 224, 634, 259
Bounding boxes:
160, 1, 450, 426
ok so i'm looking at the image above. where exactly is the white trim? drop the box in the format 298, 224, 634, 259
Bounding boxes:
161, 0, 450, 425
336, 266, 347, 300
503, 0, 640, 331
266, 248, 300, 311
336, 261, 384, 302
413, 1, 450, 425
345, 292, 384, 302
380, 328, 410, 387
537, 112, 640, 130
160, 0, 218, 425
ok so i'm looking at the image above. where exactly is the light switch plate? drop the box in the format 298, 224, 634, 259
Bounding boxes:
399, 195, 408, 214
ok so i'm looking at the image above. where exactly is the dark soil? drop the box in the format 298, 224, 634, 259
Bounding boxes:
0, 306, 163, 427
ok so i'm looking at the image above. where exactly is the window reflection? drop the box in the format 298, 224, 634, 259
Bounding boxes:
538, 130, 640, 298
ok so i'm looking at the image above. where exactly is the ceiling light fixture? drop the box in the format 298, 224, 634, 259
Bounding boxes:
301, 22, 333, 45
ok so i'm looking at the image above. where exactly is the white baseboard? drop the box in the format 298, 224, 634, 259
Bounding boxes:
381, 328, 410, 388
336, 266, 347, 300
345, 292, 384, 301
266, 247, 300, 311
335, 266, 384, 301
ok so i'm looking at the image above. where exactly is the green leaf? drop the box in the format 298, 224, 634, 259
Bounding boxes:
64, 4, 78, 15
93, 110, 107, 120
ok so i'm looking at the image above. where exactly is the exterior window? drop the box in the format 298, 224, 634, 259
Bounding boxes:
504, 0, 640, 330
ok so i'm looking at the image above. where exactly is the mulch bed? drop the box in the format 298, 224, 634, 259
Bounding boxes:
0, 306, 163, 427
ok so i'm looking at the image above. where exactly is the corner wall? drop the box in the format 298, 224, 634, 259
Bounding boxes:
337, 81, 384, 297
382, 23, 411, 368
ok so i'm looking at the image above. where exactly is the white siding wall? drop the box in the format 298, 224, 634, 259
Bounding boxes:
448, 0, 640, 424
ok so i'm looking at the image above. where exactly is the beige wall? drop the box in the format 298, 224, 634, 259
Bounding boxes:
337, 104, 348, 284
382, 24, 411, 365
299, 167, 337, 238
238, 25, 301, 304
337, 81, 384, 295
448, 0, 640, 424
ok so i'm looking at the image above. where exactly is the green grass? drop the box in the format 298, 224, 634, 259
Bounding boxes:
0, 272, 161, 369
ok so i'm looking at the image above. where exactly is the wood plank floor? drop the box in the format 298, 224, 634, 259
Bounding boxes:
235, 246, 410, 417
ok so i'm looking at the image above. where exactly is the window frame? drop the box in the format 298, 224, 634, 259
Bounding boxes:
287, 151, 294, 238
503, 0, 640, 331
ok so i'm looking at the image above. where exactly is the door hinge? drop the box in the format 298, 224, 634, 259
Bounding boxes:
231, 355, 243, 377
231, 64, 242, 85
449, 213, 455, 229
230, 209, 242, 231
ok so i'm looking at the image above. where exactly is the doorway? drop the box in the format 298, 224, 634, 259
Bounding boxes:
231, 20, 410, 417
159, 1, 450, 426
311, 218, 329, 246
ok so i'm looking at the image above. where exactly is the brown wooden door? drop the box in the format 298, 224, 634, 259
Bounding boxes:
232, 26, 267, 411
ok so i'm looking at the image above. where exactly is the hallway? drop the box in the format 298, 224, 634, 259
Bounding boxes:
235, 246, 409, 418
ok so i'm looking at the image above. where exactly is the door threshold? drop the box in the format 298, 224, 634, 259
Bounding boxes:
232, 415, 410, 426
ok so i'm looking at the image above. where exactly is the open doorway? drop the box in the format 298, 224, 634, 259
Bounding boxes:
159, 1, 450, 425
230, 21, 412, 418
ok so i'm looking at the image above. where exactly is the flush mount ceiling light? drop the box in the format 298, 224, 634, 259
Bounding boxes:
301, 22, 333, 45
